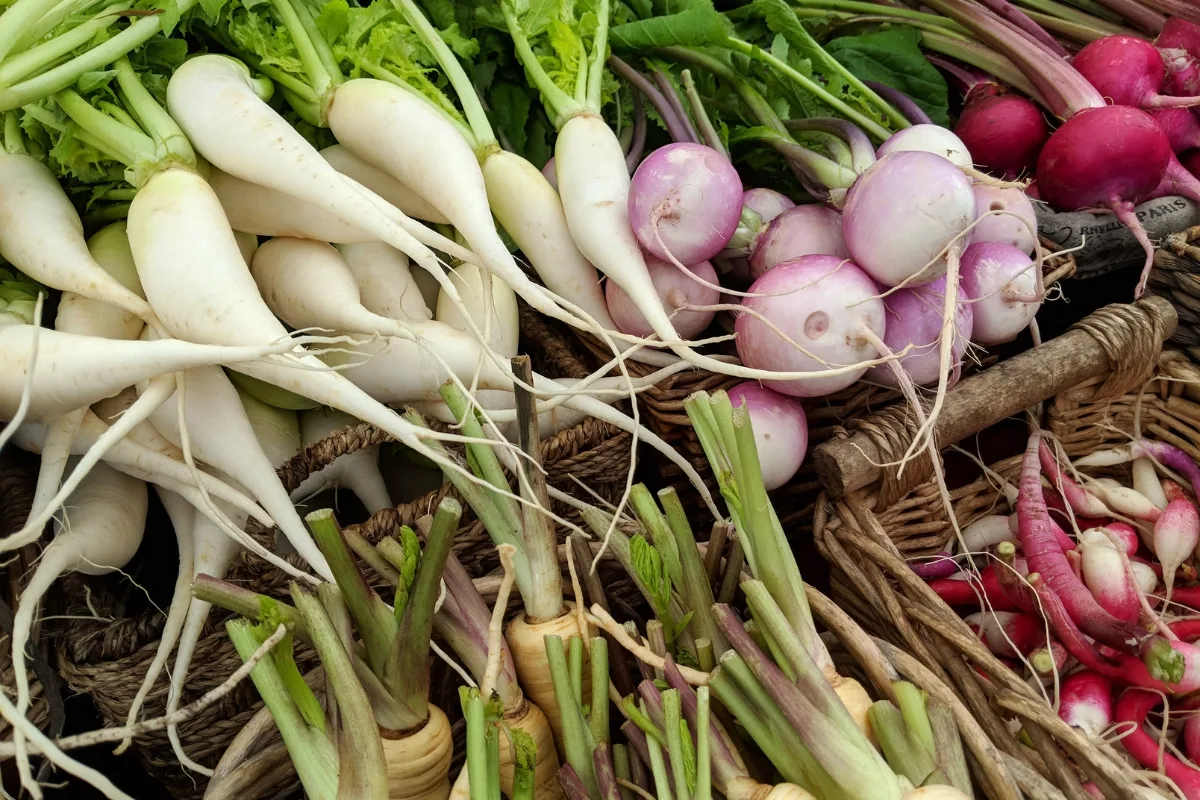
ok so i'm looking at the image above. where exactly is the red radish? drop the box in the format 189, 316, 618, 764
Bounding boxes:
1043, 486, 1105, 540
875, 125, 972, 167
970, 185, 1038, 254
1019, 435, 1156, 654
954, 93, 1049, 180
1030, 641, 1069, 677
1034, 106, 1171, 297
1076, 439, 1200, 504
842, 151, 977, 287
1186, 714, 1200, 764
726, 382, 808, 491
1073, 36, 1200, 109
1162, 49, 1200, 97
1165, 478, 1189, 502
1009, 510, 1077, 551
1103, 522, 1141, 558
605, 254, 719, 340
734, 255, 885, 398
1058, 671, 1114, 738
628, 143, 744, 266
1078, 529, 1140, 623
960, 242, 1041, 345
929, 563, 1022, 610
1038, 440, 1111, 518
1116, 689, 1200, 798
1150, 109, 1200, 153
1155, 497, 1200, 598
995, 541, 1038, 610
747, 205, 848, 279
964, 610, 1047, 657
865, 275, 973, 388
1170, 620, 1200, 642
1158, 18, 1200, 61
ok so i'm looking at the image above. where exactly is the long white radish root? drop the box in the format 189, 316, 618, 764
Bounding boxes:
436, 262, 519, 360
321, 144, 447, 224
339, 241, 431, 322
290, 407, 393, 514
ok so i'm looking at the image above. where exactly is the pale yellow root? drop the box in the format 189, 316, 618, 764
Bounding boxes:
382, 704, 454, 800
505, 602, 592, 752
725, 777, 818, 800
448, 698, 563, 800
831, 675, 874, 743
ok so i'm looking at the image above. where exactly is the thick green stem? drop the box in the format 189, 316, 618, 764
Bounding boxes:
306, 507, 397, 676
0, 5, 121, 87
500, 0, 583, 125
54, 88, 151, 168
693, 688, 711, 800
917, 31, 1043, 101
707, 668, 808, 788
466, 689, 491, 800
569, 636, 585, 708
795, 0, 969, 31
439, 383, 521, 535
1014, 0, 1131, 32
0, 0, 66, 66
663, 690, 690, 800
113, 56, 195, 168
645, 726, 674, 800
586, 0, 610, 113
659, 488, 727, 655
547, 635, 599, 795
269, 0, 335, 102
867, 701, 935, 787
590, 636, 610, 746
292, 585, 389, 800
384, 497, 459, 719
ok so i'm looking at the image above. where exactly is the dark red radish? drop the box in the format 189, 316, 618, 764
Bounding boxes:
955, 93, 1049, 179
964, 610, 1048, 657
606, 254, 720, 340
1074, 36, 1200, 109
1149, 152, 1200, 205
1158, 17, 1200, 59
971, 185, 1038, 254
1035, 105, 1172, 297
1185, 149, 1200, 175
1149, 108, 1200, 152
748, 205, 849, 279
865, 275, 973, 387
735, 255, 885, 398
1161, 48, 1200, 96
929, 562, 1023, 610
1116, 690, 1200, 797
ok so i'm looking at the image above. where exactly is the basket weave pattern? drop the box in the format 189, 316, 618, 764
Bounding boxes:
1150, 226, 1200, 364
814, 306, 1185, 799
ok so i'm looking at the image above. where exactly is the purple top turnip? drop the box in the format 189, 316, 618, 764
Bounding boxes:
735, 255, 885, 398
865, 276, 973, 387
960, 241, 1039, 345
876, 124, 972, 168
748, 205, 849, 279
841, 151, 977, 287
741, 188, 795, 225
954, 93, 1049, 179
628, 143, 744, 266
971, 185, 1038, 254
727, 382, 809, 491
605, 254, 720, 340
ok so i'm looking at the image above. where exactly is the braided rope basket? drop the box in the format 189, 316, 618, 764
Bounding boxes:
53, 305, 645, 798
1150, 225, 1200, 364
573, 243, 1076, 533
813, 298, 1185, 799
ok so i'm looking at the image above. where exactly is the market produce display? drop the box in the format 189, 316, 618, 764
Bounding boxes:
1, 0, 1200, 796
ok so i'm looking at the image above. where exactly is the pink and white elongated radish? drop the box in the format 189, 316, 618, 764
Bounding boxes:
1073, 36, 1200, 109
139, 363, 332, 582
960, 242, 1039, 347
29, 221, 148, 528
0, 153, 155, 325
1038, 439, 1112, 519
13, 410, 271, 527
120, 485, 193, 749
1058, 671, 1113, 738
606, 255, 719, 340
736, 255, 886, 398
1078, 529, 1140, 623
319, 144, 447, 224
964, 610, 1048, 658
1087, 478, 1162, 522
435, 261, 520, 359
1134, 457, 1169, 510
628, 142, 744, 266
1101, 522, 1141, 558
970, 185, 1038, 254
1076, 439, 1200, 501
291, 407, 393, 514
747, 204, 849, 279
338, 242, 431, 322
1116, 689, 1200, 798
865, 276, 973, 388
11, 462, 147, 757
1154, 497, 1200, 598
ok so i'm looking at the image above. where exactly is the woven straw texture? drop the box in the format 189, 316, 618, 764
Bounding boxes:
52, 305, 643, 799
814, 301, 1186, 800
1151, 226, 1200, 364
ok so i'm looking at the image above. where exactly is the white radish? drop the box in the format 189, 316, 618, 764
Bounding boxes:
1089, 478, 1162, 522
960, 514, 1015, 553
291, 407, 393, 514
0, 154, 154, 324
140, 363, 332, 582
339, 241, 431, 322
1133, 457, 1168, 511
232, 230, 259, 265
11, 462, 147, 763
436, 262, 520, 359
209, 167, 376, 244
320, 144, 447, 224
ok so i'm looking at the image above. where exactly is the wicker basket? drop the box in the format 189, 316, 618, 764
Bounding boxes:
811, 297, 1184, 799
53, 304, 645, 799
1150, 225, 1200, 364
573, 242, 1077, 534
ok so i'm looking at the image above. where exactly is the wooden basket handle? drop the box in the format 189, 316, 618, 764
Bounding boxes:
813, 296, 1178, 499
